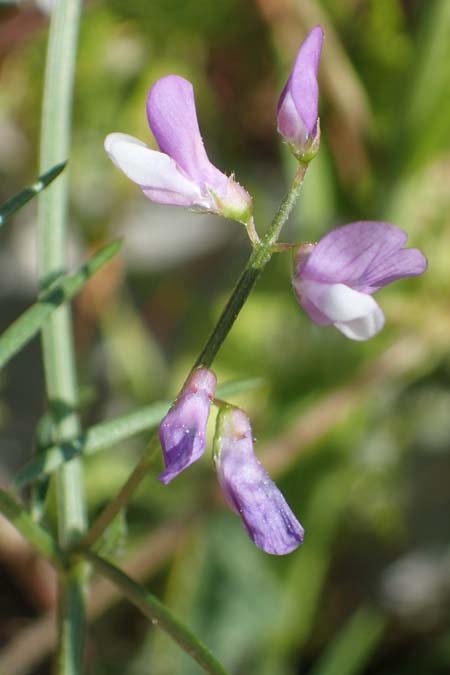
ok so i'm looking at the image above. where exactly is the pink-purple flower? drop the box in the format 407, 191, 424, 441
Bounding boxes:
277, 26, 323, 159
213, 406, 304, 555
159, 368, 217, 484
105, 75, 252, 224
292, 221, 427, 340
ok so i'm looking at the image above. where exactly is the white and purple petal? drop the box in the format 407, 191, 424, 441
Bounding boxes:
298, 221, 427, 292
214, 407, 304, 555
294, 279, 385, 340
104, 133, 203, 207
159, 368, 216, 484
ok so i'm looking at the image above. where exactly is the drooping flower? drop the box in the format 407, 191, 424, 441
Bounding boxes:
277, 25, 324, 160
213, 406, 304, 555
105, 75, 252, 224
292, 221, 427, 341
159, 368, 217, 485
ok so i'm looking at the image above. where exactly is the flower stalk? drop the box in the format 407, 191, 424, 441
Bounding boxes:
82, 161, 309, 549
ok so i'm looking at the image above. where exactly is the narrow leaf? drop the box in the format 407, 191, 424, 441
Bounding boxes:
83, 551, 229, 675
0, 240, 121, 371
14, 377, 264, 487
0, 162, 67, 226
0, 488, 65, 568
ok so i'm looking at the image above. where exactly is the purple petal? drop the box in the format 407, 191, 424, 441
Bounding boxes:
159, 368, 216, 484
278, 26, 323, 143
214, 407, 304, 556
147, 75, 228, 193
298, 221, 427, 293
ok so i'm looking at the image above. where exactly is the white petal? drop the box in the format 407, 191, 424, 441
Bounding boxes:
104, 132, 202, 201
301, 280, 379, 322
335, 304, 385, 341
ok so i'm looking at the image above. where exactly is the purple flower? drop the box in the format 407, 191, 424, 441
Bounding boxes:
293, 221, 427, 341
105, 75, 252, 224
214, 406, 304, 555
159, 368, 217, 485
277, 26, 323, 159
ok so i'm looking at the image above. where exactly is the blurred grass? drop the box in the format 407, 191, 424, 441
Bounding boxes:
0, 0, 450, 674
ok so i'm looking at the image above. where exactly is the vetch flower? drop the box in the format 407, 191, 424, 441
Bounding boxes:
213, 406, 304, 555
277, 25, 323, 160
159, 368, 217, 485
292, 221, 427, 341
105, 75, 252, 225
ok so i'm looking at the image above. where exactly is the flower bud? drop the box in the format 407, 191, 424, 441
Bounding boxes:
159, 368, 217, 484
277, 26, 323, 161
213, 406, 304, 555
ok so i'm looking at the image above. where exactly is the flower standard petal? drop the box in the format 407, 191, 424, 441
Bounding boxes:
277, 26, 323, 157
104, 133, 203, 206
214, 407, 304, 556
292, 221, 427, 340
298, 221, 426, 291
159, 368, 216, 485
146, 75, 228, 193
147, 75, 253, 223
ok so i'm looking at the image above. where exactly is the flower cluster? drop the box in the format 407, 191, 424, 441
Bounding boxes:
105, 27, 427, 554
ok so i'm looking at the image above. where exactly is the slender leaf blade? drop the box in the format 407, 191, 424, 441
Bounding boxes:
0, 240, 121, 371
0, 162, 67, 225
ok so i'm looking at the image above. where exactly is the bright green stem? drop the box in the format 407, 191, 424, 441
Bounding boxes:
0, 488, 66, 569
83, 551, 229, 675
83, 162, 309, 549
194, 162, 307, 368
38, 0, 86, 672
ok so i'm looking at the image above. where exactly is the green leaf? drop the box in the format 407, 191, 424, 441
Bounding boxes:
83, 551, 229, 675
0, 162, 67, 226
0, 240, 121, 371
0, 488, 65, 569
14, 376, 264, 487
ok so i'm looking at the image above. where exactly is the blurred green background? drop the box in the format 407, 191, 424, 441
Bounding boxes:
0, 0, 450, 673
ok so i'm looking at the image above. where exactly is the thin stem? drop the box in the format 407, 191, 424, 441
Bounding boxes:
82, 162, 309, 548
0, 488, 66, 569
38, 0, 86, 672
83, 551, 229, 675
79, 437, 159, 550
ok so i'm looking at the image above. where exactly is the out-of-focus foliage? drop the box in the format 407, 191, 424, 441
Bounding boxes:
0, 1, 450, 674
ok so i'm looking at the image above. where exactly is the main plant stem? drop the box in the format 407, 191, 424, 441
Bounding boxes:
38, 0, 86, 673
82, 162, 308, 547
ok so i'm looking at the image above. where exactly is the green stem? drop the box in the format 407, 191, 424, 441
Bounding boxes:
82, 162, 309, 548
195, 162, 307, 368
0, 488, 66, 569
83, 551, 229, 675
38, 0, 86, 672
79, 437, 160, 550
